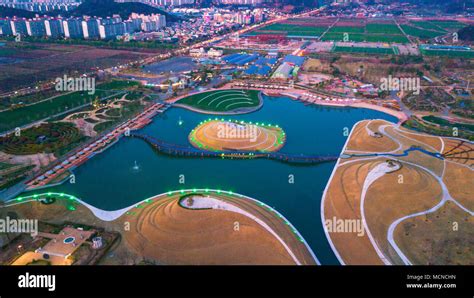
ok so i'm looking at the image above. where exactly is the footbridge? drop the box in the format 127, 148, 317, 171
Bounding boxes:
128, 133, 339, 164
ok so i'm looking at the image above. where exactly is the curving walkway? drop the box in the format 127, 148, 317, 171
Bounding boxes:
129, 133, 339, 164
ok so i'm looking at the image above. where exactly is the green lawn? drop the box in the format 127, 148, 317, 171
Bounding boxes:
93, 101, 144, 133
321, 33, 365, 42
410, 21, 447, 32
401, 25, 445, 39
0, 122, 86, 156
364, 34, 409, 43
333, 46, 395, 55
0, 80, 138, 133
0, 162, 15, 170
420, 48, 474, 58
177, 89, 261, 113
422, 115, 474, 132
328, 26, 365, 33
251, 23, 327, 37
365, 24, 404, 34
322, 32, 407, 43
428, 20, 468, 29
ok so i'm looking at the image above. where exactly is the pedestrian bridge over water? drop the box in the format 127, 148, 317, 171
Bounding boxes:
128, 133, 339, 164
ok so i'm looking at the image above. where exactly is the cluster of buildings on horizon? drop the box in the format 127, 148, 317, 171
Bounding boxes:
0, 13, 166, 40
114, 0, 194, 7
217, 0, 264, 5
0, 7, 267, 42
115, 0, 266, 7
0, 0, 82, 12
159, 8, 267, 43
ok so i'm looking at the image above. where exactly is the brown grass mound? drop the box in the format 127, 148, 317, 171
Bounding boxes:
442, 139, 474, 167
323, 158, 385, 265
365, 164, 442, 264
443, 162, 474, 210
395, 127, 443, 152
121, 196, 301, 265
190, 120, 285, 152
346, 120, 399, 153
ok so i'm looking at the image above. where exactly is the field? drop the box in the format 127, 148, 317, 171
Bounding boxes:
247, 17, 466, 44
254, 23, 327, 37
0, 42, 152, 93
176, 89, 261, 113
403, 116, 473, 141
400, 25, 445, 39
327, 26, 365, 33
321, 21, 409, 43
364, 163, 442, 263
346, 120, 400, 152
399, 20, 468, 41
332, 46, 396, 55
189, 119, 286, 152
0, 80, 139, 133
121, 193, 316, 265
419, 47, 474, 58
426, 20, 468, 30
393, 200, 474, 265
410, 21, 447, 32
248, 18, 411, 43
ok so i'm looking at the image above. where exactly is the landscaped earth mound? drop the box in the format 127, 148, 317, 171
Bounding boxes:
176, 89, 261, 114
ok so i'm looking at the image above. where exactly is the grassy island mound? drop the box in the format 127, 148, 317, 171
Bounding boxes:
189, 119, 286, 152
176, 89, 261, 114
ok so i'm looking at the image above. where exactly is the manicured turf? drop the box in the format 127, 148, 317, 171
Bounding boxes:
429, 20, 468, 29
321, 32, 408, 43
251, 21, 411, 43
177, 89, 261, 113
328, 26, 365, 33
410, 21, 447, 32
401, 25, 445, 39
0, 122, 86, 155
0, 162, 15, 170
422, 115, 474, 132
332, 46, 395, 55
364, 34, 409, 43
420, 48, 474, 58
365, 23, 404, 34
253, 23, 327, 37
0, 80, 138, 133
322, 33, 365, 42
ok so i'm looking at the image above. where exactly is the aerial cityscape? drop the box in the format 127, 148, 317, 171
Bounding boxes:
0, 0, 472, 270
